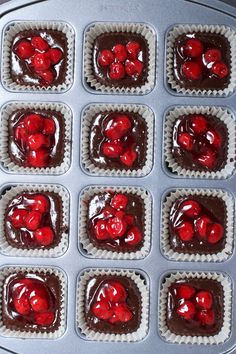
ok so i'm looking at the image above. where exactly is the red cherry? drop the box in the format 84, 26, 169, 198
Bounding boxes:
111, 194, 128, 210
106, 216, 127, 239
197, 149, 216, 169
207, 223, 224, 244
31, 195, 49, 213
108, 313, 121, 324
105, 281, 127, 303
120, 148, 137, 167
182, 61, 202, 80
34, 226, 54, 246
102, 140, 124, 158
15, 125, 28, 143
195, 290, 213, 309
196, 309, 215, 326
203, 49, 222, 65
92, 300, 113, 320
211, 61, 229, 78
180, 199, 201, 218
109, 62, 125, 80
124, 214, 135, 225
177, 284, 196, 300
24, 211, 42, 231
191, 115, 207, 134
37, 69, 55, 85
98, 49, 115, 67
13, 278, 34, 297
125, 227, 142, 246
125, 59, 143, 77
24, 114, 43, 134
94, 220, 109, 240
32, 53, 51, 71
206, 128, 222, 148
104, 115, 132, 140
15, 40, 35, 59
126, 41, 141, 59
176, 221, 194, 241
47, 48, 63, 64
177, 132, 193, 151
31, 36, 49, 51
195, 216, 212, 239
183, 38, 204, 58
34, 311, 55, 326
113, 303, 133, 322
176, 300, 196, 320
28, 133, 49, 150
30, 289, 49, 313
13, 294, 31, 315
9, 209, 28, 229
103, 206, 116, 218
27, 149, 50, 167
43, 118, 56, 135
112, 44, 127, 62
115, 210, 125, 219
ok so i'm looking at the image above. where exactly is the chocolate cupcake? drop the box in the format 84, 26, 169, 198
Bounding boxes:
166, 24, 236, 96
81, 104, 154, 177
79, 186, 152, 259
164, 106, 235, 178
0, 101, 72, 175
0, 184, 69, 257
2, 21, 74, 92
76, 269, 149, 341
84, 22, 156, 94
0, 266, 67, 339
161, 188, 234, 262
159, 271, 232, 344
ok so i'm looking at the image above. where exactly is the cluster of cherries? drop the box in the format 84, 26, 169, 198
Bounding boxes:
14, 113, 56, 168
93, 193, 142, 246
177, 114, 222, 169
98, 41, 143, 80
14, 35, 63, 85
174, 283, 215, 326
101, 114, 138, 167
180, 38, 229, 81
91, 280, 133, 324
8, 194, 55, 246
11, 277, 55, 326
174, 198, 224, 244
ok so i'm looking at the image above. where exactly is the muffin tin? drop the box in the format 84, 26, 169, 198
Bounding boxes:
0, 0, 235, 353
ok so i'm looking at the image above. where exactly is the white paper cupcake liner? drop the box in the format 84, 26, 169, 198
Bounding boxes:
81, 103, 154, 177
2, 21, 74, 92
0, 184, 69, 257
76, 268, 149, 342
0, 265, 67, 339
0, 101, 72, 175
159, 271, 232, 345
161, 188, 234, 262
79, 185, 152, 259
164, 106, 236, 179
84, 22, 156, 94
166, 24, 236, 96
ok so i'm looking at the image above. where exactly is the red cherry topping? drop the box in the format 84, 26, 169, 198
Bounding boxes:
106, 216, 127, 239
182, 61, 202, 80
196, 309, 215, 326
191, 115, 207, 134
126, 41, 141, 60
176, 300, 196, 320
28, 133, 49, 150
37, 69, 55, 85
177, 132, 193, 151
207, 223, 224, 244
32, 53, 51, 71
197, 149, 216, 169
94, 220, 109, 240
43, 118, 56, 135
103, 206, 115, 218
180, 199, 201, 218
15, 125, 28, 143
112, 44, 127, 62
15, 40, 35, 59
13, 294, 31, 315
211, 61, 229, 78
104, 115, 132, 140
124, 226, 142, 246
177, 284, 196, 300
195, 216, 212, 239
47, 48, 63, 64
120, 148, 137, 167
27, 149, 50, 167
105, 281, 127, 303
34, 311, 55, 326
111, 194, 128, 210
24, 211, 42, 231
206, 128, 222, 148
9, 209, 28, 229
102, 140, 124, 158
124, 214, 135, 226
183, 38, 204, 58
109, 62, 125, 80
31, 195, 49, 213
176, 221, 194, 241
24, 114, 43, 134
92, 300, 113, 320
195, 290, 213, 309
125, 59, 143, 77
29, 286, 49, 312
98, 49, 115, 67
34, 226, 54, 246
31, 36, 49, 51
108, 313, 121, 324
113, 302, 133, 322
203, 49, 222, 65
